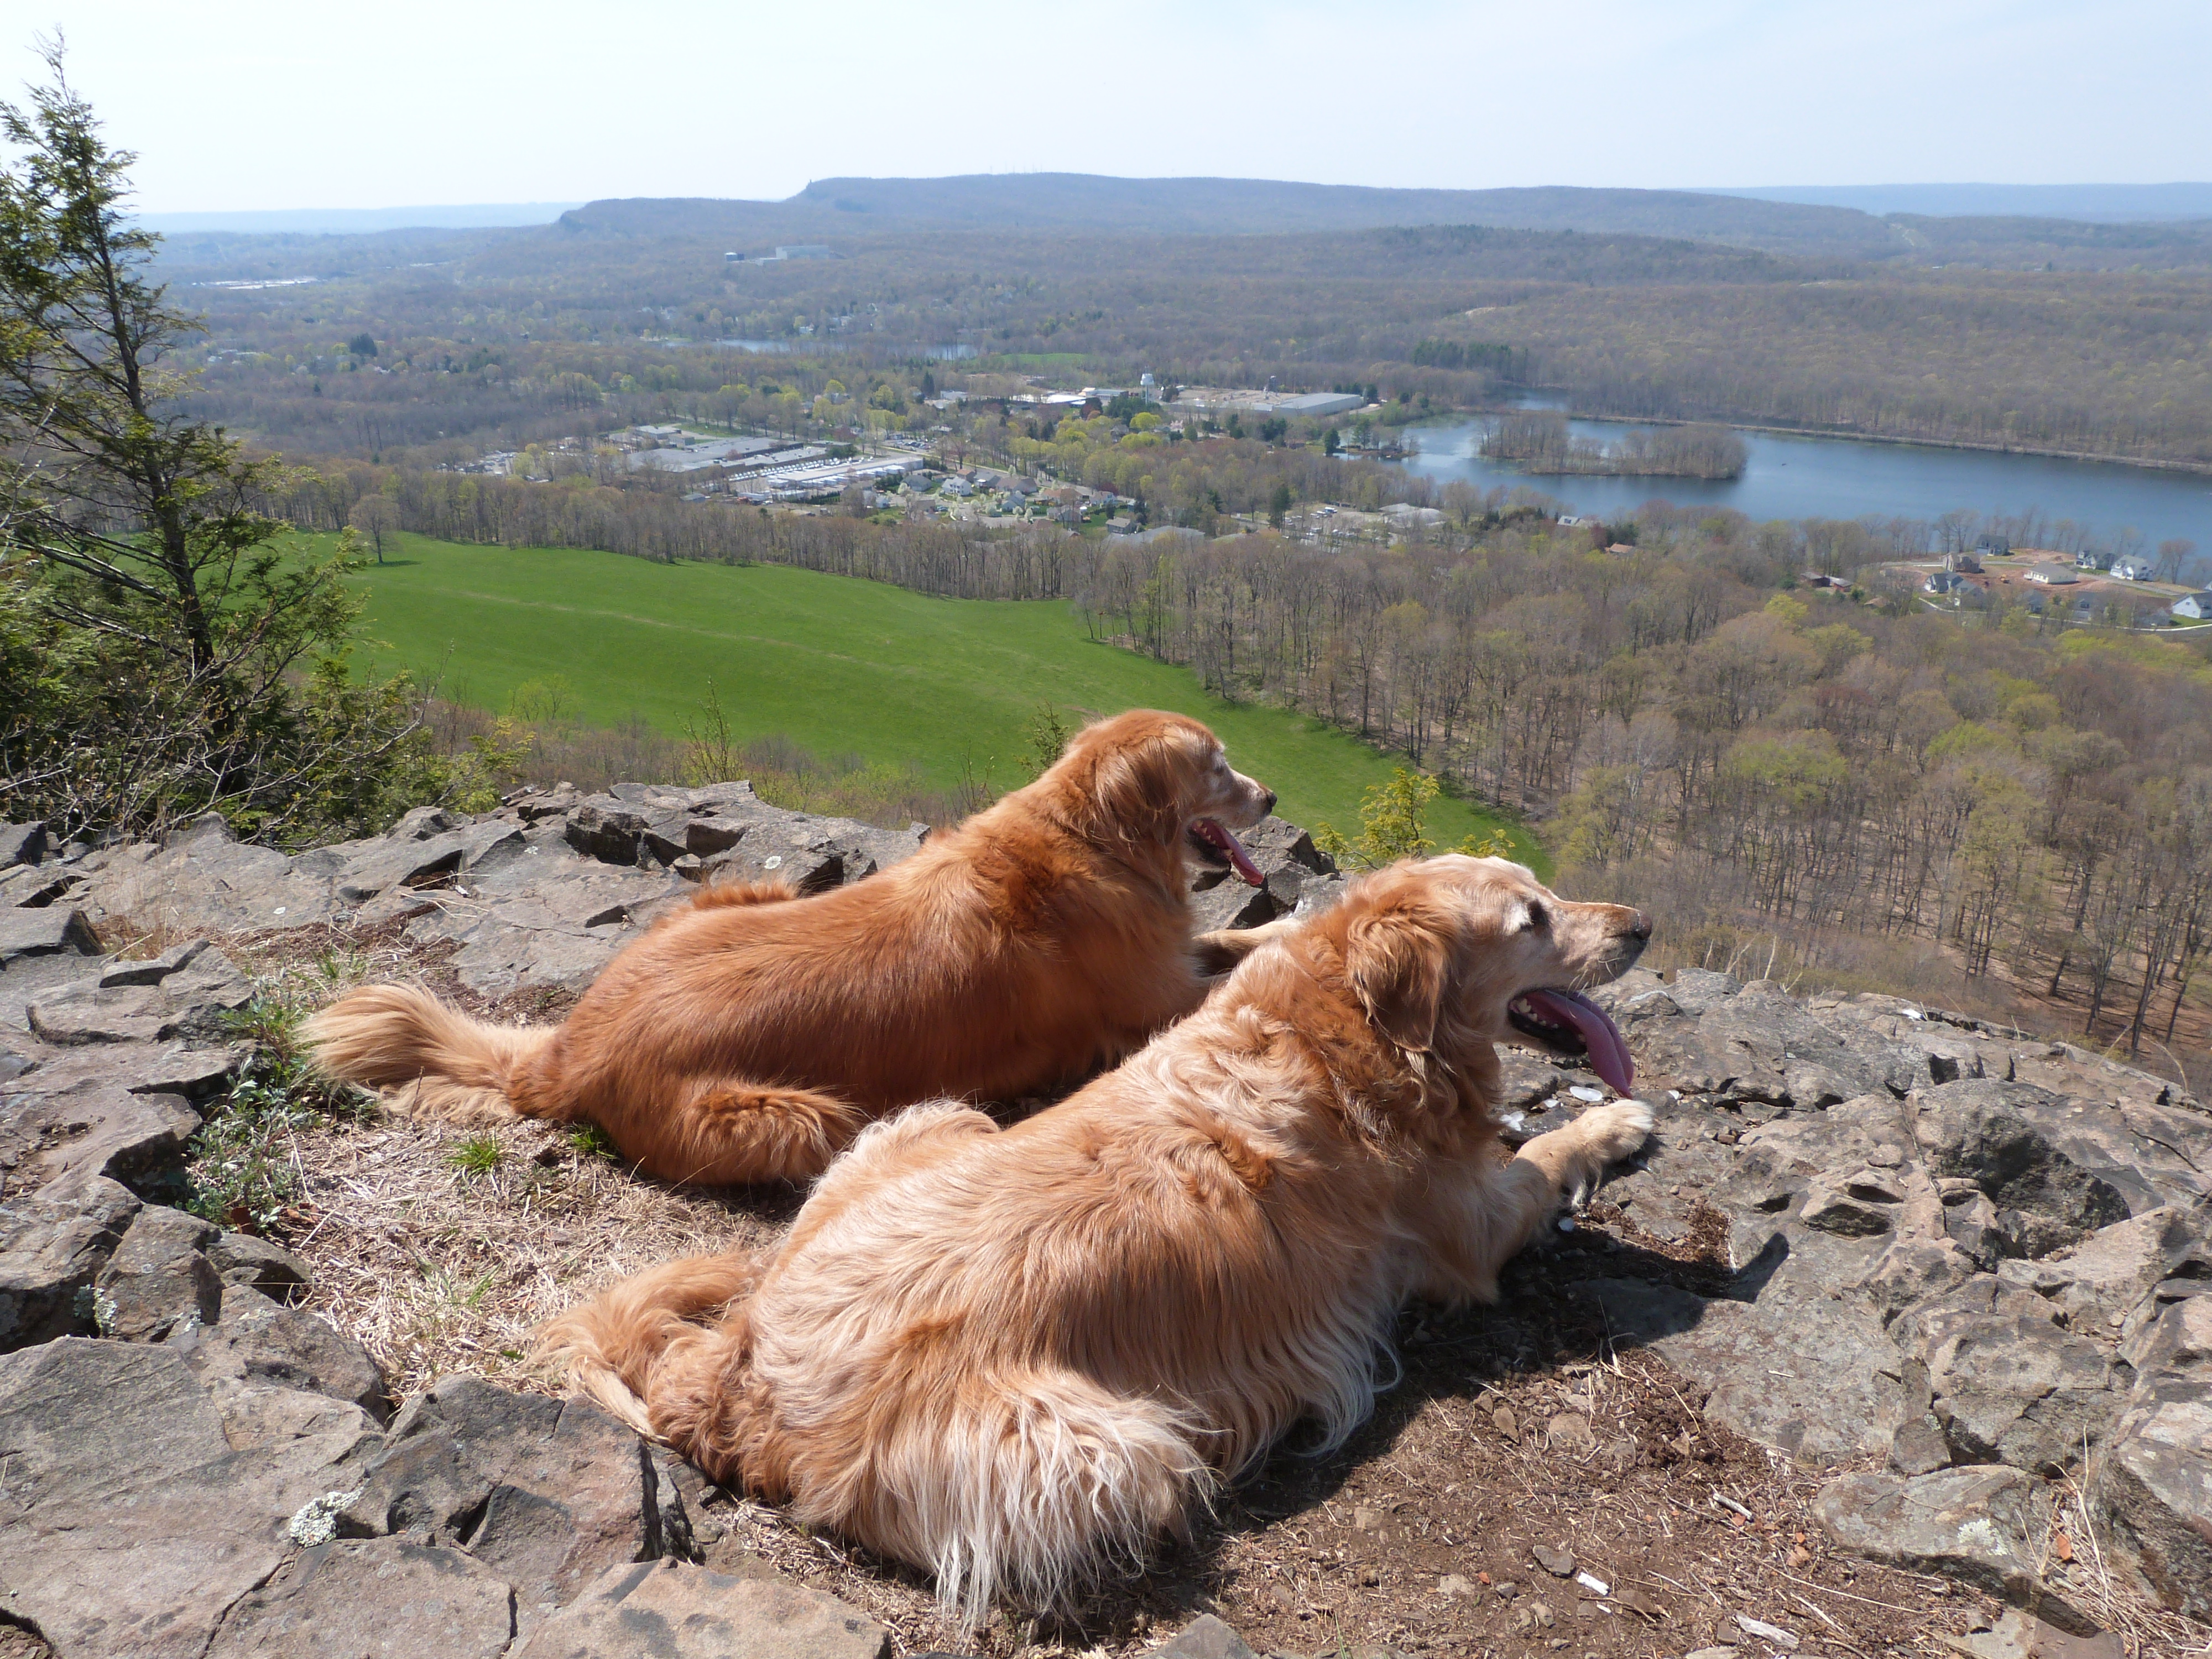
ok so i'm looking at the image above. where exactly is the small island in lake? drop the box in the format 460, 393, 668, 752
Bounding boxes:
1480, 410, 1748, 479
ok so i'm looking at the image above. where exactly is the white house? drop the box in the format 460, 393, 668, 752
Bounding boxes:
2112, 556, 2154, 581
2023, 566, 2079, 586
2172, 592, 2212, 620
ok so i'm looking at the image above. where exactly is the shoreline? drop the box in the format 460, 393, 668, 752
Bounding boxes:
1446, 401, 2212, 478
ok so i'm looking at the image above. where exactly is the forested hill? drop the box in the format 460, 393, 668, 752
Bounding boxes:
556, 176, 2212, 266
557, 178, 1902, 255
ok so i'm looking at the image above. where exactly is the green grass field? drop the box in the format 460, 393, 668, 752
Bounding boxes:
341, 533, 1534, 862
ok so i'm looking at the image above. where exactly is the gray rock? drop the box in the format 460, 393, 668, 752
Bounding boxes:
206, 1231, 312, 1300
1583, 1231, 1911, 1461
1812, 1466, 2091, 1633
388, 805, 461, 841
1913, 1082, 2133, 1256
511, 1558, 890, 1659
0, 907, 100, 968
0, 1078, 201, 1198
333, 831, 471, 903
0, 1338, 374, 1658
1997, 1207, 2211, 1348
1155, 1613, 1261, 1658
2095, 1295, 2212, 1619
171, 1285, 388, 1422
26, 948, 253, 1046
1190, 873, 1280, 933
92, 1202, 221, 1342
0, 821, 46, 870
207, 1537, 516, 1658
1916, 1310, 2115, 1473
562, 799, 655, 867
339, 1376, 690, 1634
0, 1173, 139, 1349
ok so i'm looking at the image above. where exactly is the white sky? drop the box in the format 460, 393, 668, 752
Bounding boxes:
9, 0, 2207, 212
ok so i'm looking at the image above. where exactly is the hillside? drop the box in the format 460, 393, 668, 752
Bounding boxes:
559, 176, 1903, 257
342, 532, 1524, 858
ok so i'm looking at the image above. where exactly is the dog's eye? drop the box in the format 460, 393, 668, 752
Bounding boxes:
1521, 901, 1548, 932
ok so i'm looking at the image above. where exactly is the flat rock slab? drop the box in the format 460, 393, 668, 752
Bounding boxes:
26, 949, 253, 1047
1812, 1465, 2090, 1633
512, 1558, 890, 1659
339, 1376, 686, 1634
207, 1537, 515, 1658
0, 1339, 375, 1659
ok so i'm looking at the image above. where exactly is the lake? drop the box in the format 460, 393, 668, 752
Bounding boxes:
1399, 414, 2212, 550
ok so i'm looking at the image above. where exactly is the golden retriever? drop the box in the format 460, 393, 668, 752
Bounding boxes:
305, 711, 1276, 1185
540, 854, 1653, 1621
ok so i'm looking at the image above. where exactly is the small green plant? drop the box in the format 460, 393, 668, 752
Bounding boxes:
447, 1133, 504, 1176
1313, 767, 1520, 870
1021, 701, 1073, 782
565, 1122, 620, 1160
187, 994, 375, 1233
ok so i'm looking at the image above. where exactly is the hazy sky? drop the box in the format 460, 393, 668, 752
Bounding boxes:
8, 1, 2206, 212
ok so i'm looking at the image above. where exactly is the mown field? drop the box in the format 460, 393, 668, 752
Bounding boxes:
340, 533, 1531, 859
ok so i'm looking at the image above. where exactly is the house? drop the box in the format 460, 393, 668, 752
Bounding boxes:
1924, 570, 1968, 595
1557, 514, 1584, 527
1975, 536, 2010, 558
2171, 592, 2212, 620
2023, 566, 2079, 586
1947, 551, 1983, 575
2112, 556, 2154, 581
2075, 548, 2111, 571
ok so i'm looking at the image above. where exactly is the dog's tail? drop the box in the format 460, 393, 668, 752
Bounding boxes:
304, 983, 559, 1125
851, 1361, 1212, 1627
534, 1252, 763, 1441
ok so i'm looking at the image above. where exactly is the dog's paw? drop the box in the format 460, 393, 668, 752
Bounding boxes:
1575, 1099, 1655, 1166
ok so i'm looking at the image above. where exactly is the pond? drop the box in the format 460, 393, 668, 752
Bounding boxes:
1399, 413, 2212, 551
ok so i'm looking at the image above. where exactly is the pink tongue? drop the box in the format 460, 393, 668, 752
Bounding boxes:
1524, 988, 1635, 1096
1199, 819, 1266, 888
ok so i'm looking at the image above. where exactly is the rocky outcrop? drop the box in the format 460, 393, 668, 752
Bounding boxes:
1582, 967, 2211, 1630
2, 792, 2207, 1648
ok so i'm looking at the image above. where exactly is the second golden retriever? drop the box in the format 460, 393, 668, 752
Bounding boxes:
305, 710, 1275, 1184
542, 855, 1653, 1620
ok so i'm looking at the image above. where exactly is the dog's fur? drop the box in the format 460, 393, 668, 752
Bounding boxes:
539, 855, 1653, 1620
305, 711, 1275, 1185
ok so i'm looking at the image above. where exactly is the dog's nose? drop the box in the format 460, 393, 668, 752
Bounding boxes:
1261, 789, 1278, 815
1623, 909, 1653, 943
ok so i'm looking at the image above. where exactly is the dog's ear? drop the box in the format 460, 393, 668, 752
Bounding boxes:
1344, 899, 1454, 1053
1084, 729, 1191, 844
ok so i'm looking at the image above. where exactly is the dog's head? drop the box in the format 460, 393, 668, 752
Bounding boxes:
1039, 711, 1276, 886
1332, 856, 1650, 1093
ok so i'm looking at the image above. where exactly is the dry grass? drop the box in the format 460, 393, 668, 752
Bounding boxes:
177, 921, 2210, 1659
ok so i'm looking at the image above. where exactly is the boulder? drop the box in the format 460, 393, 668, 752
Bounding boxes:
0, 821, 47, 870
92, 1202, 222, 1342
338, 1376, 691, 1635
2094, 1295, 2212, 1619
0, 909, 99, 968
0, 1173, 139, 1349
1154, 1612, 1262, 1658
1913, 1081, 2137, 1256
171, 1285, 388, 1422
0, 1078, 201, 1203
206, 1537, 515, 1658
0, 1339, 375, 1658
510, 1559, 889, 1659
1997, 1207, 2211, 1347
1812, 1465, 2091, 1633
205, 1232, 312, 1301
26, 948, 253, 1046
